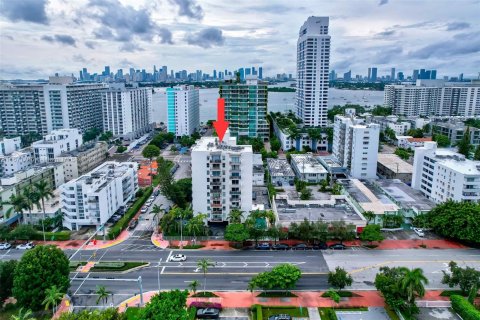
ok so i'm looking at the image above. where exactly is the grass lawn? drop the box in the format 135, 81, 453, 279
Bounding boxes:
191, 291, 218, 298
257, 291, 297, 298
125, 307, 142, 320
252, 306, 309, 320
90, 261, 148, 272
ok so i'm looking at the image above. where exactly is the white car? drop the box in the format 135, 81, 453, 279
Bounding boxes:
141, 206, 148, 213
413, 228, 425, 237
0, 242, 12, 250
170, 254, 187, 262
16, 242, 35, 250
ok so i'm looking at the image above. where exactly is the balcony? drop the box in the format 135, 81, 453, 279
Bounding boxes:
230, 175, 241, 179
210, 158, 222, 164
211, 203, 222, 208
230, 191, 241, 195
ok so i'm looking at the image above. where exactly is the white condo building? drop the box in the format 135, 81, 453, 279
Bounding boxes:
61, 161, 138, 231
32, 128, 83, 163
191, 131, 253, 223
412, 142, 480, 203
384, 80, 480, 117
166, 85, 200, 137
102, 85, 153, 140
296, 16, 331, 127
0, 137, 21, 156
333, 114, 380, 179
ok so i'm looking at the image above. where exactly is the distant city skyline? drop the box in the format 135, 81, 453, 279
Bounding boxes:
0, 0, 479, 79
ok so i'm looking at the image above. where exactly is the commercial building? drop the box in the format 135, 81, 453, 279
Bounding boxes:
377, 153, 413, 184
0, 137, 21, 156
0, 162, 64, 225
56, 142, 108, 181
166, 85, 200, 137
290, 154, 327, 183
102, 85, 153, 140
32, 128, 83, 163
384, 80, 480, 117
219, 78, 269, 140
61, 161, 138, 231
412, 141, 480, 203
191, 131, 253, 223
332, 113, 380, 179
295, 16, 331, 127
267, 158, 295, 186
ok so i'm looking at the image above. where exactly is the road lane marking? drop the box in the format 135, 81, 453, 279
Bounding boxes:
161, 272, 328, 275
166, 250, 173, 262
73, 273, 90, 295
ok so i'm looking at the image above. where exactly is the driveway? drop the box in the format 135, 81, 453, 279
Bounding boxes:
335, 307, 391, 320
382, 230, 442, 240
415, 308, 461, 320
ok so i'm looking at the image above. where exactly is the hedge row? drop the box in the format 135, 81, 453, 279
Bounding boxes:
187, 307, 197, 320
108, 187, 153, 240
33, 231, 71, 241
450, 295, 480, 320
256, 305, 262, 320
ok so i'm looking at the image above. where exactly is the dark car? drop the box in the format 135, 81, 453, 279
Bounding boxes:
293, 243, 310, 250
128, 219, 138, 230
256, 243, 271, 250
313, 242, 328, 250
329, 243, 347, 250
272, 243, 290, 250
153, 189, 160, 196
268, 314, 292, 320
196, 308, 220, 319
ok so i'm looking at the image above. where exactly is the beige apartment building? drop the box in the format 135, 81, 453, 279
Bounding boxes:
57, 142, 108, 181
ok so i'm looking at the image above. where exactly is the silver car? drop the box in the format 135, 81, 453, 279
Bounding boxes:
0, 242, 12, 250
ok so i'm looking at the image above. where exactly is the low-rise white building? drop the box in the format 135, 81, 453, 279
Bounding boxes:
0, 137, 21, 155
0, 149, 33, 177
290, 154, 327, 183
333, 114, 380, 179
397, 136, 433, 149
267, 158, 295, 186
412, 141, 480, 203
61, 161, 138, 231
191, 131, 253, 223
32, 128, 83, 163
368, 115, 411, 136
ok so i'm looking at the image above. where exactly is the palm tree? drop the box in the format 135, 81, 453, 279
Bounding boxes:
228, 209, 244, 224
197, 258, 214, 293
33, 180, 54, 242
42, 285, 64, 315
400, 268, 429, 304
185, 214, 207, 238
188, 280, 200, 297
10, 308, 36, 320
95, 285, 111, 306
151, 204, 164, 233
2, 193, 29, 223
23, 185, 40, 225
288, 127, 302, 151
362, 211, 376, 224
307, 128, 322, 151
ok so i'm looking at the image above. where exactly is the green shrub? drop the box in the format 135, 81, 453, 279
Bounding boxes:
108, 187, 152, 239
319, 308, 338, 320
188, 307, 197, 320
33, 231, 71, 241
94, 262, 125, 268
450, 295, 480, 320
182, 244, 204, 249
256, 304, 262, 320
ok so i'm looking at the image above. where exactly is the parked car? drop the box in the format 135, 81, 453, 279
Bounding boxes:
0, 242, 12, 250
169, 254, 187, 262
141, 206, 148, 214
268, 315, 292, 320
16, 242, 35, 250
196, 308, 220, 319
313, 242, 328, 250
153, 189, 160, 196
329, 243, 347, 250
413, 227, 425, 237
293, 243, 310, 250
272, 243, 290, 250
128, 219, 138, 230
255, 243, 271, 250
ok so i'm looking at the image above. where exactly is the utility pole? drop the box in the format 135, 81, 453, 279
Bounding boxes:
157, 257, 162, 293
138, 276, 144, 306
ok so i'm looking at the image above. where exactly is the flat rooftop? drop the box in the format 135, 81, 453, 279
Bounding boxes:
276, 197, 364, 223
290, 154, 327, 174
377, 153, 413, 174
373, 179, 435, 212
267, 158, 294, 177
191, 135, 252, 153
434, 149, 480, 175
59, 142, 106, 157
338, 179, 399, 215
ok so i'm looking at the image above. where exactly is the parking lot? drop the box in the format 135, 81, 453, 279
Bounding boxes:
382, 229, 442, 240
335, 307, 391, 320
416, 308, 461, 320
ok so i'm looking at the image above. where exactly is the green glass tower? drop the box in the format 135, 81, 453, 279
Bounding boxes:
219, 78, 269, 140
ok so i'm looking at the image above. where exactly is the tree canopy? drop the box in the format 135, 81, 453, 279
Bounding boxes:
328, 267, 353, 291
141, 290, 189, 320
13, 245, 70, 311
249, 264, 302, 292
58, 308, 126, 320
442, 261, 480, 295
0, 260, 17, 302
360, 224, 384, 243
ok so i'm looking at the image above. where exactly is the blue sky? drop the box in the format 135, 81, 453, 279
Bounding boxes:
0, 0, 479, 79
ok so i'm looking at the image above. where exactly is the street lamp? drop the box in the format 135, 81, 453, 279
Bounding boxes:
157, 257, 162, 293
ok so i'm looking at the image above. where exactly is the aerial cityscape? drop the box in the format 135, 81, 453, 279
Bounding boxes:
0, 1, 479, 320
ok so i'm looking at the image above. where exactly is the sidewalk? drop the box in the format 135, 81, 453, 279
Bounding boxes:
36, 229, 131, 250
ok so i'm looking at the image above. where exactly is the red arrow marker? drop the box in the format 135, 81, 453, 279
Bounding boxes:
213, 98, 229, 142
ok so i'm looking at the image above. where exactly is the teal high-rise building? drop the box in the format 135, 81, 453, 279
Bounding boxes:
219, 78, 269, 140
166, 85, 199, 137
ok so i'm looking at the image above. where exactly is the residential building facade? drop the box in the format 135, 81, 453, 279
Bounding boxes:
56, 142, 108, 181
0, 137, 21, 156
412, 141, 480, 203
219, 78, 269, 140
32, 128, 83, 163
0, 149, 33, 177
267, 158, 295, 186
296, 16, 330, 127
191, 132, 253, 223
166, 85, 200, 137
290, 154, 327, 183
333, 114, 380, 179
102, 85, 153, 140
61, 161, 138, 231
